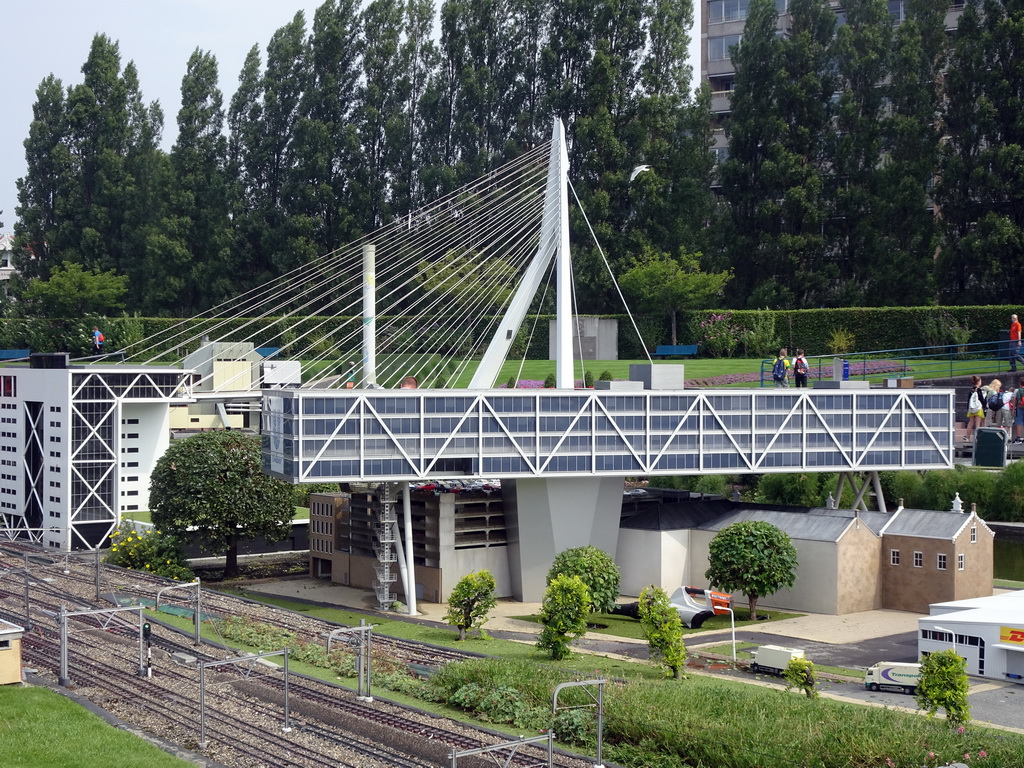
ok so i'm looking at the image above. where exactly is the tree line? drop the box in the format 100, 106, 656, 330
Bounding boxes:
11, 0, 1024, 319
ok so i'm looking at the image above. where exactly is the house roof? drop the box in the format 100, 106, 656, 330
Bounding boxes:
620, 497, 989, 545
697, 507, 856, 543
879, 508, 976, 540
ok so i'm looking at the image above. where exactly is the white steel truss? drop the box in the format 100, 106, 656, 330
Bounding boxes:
263, 388, 955, 483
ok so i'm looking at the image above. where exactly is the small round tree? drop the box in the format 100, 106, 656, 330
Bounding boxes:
445, 569, 497, 641
537, 573, 590, 660
916, 649, 971, 727
546, 545, 621, 614
704, 521, 798, 621
149, 431, 294, 578
783, 657, 818, 698
638, 585, 687, 679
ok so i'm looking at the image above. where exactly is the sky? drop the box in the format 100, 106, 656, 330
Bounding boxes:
1, 0, 701, 237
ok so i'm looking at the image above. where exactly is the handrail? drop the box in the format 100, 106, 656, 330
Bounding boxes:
758, 339, 1011, 387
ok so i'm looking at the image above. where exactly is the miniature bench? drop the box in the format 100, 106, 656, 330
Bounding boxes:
653, 344, 698, 357
0, 350, 30, 361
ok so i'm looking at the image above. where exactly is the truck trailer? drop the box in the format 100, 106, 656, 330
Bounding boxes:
864, 662, 922, 695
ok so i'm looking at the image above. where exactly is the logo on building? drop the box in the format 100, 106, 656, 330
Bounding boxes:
999, 627, 1024, 644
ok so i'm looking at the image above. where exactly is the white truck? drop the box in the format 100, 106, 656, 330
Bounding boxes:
750, 645, 805, 676
864, 662, 922, 695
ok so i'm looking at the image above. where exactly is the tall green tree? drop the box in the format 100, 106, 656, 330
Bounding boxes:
830, 0, 892, 305
286, 0, 364, 258
149, 431, 295, 578
15, 261, 128, 318
936, 0, 1024, 303
14, 75, 70, 280
721, 0, 836, 308
144, 49, 231, 315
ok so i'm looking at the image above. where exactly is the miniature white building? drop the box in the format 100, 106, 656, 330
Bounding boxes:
919, 590, 1024, 683
0, 355, 188, 550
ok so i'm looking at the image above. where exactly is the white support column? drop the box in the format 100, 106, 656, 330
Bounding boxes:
402, 481, 417, 616
362, 244, 377, 386
552, 119, 573, 389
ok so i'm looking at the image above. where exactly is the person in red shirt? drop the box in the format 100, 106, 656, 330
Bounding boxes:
1011, 314, 1023, 372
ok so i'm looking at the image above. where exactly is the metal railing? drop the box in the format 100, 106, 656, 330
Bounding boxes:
759, 339, 1015, 387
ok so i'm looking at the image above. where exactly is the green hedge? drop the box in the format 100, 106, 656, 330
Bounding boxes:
0, 305, 1014, 361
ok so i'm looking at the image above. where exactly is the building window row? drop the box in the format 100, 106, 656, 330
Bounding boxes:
891, 549, 955, 571
708, 34, 742, 62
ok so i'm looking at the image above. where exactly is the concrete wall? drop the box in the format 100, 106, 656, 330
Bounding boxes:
505, 476, 624, 601
617, 528, 691, 597
882, 534, 957, 612
687, 530, 842, 615
953, 516, 995, 603
453, 547, 511, 601
836, 519, 883, 613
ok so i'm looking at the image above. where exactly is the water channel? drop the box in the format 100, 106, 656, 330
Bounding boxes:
995, 534, 1024, 582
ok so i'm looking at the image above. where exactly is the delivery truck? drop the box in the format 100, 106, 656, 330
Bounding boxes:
750, 645, 805, 676
864, 662, 922, 695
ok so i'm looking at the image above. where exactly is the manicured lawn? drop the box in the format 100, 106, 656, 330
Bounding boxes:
0, 686, 194, 767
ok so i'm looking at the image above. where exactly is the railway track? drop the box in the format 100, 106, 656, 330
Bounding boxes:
0, 541, 596, 768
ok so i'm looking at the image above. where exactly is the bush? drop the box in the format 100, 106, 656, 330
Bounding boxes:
547, 545, 621, 614
991, 460, 1024, 522
916, 649, 970, 727
537, 573, 590, 660
783, 657, 818, 698
740, 308, 780, 357
106, 523, 193, 581
638, 585, 687, 679
445, 569, 497, 640
543, 372, 556, 388
697, 312, 740, 358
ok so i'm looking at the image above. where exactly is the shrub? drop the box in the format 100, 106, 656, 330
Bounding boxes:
106, 523, 193, 581
445, 569, 497, 640
537, 573, 590, 660
783, 657, 818, 698
740, 308, 780, 357
598, 369, 614, 381
697, 312, 740, 358
916, 649, 970, 727
638, 585, 687, 679
547, 545, 621, 614
919, 466, 996, 513
991, 460, 1024, 522
583, 369, 595, 387
827, 326, 856, 354
543, 372, 556, 388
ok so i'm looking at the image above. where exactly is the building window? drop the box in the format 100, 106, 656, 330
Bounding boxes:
970, 525, 977, 543
958, 553, 965, 571
708, 34, 742, 62
890, 549, 900, 566
937, 553, 947, 570
913, 551, 923, 568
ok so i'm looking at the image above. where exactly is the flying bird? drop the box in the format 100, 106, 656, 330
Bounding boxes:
629, 164, 652, 182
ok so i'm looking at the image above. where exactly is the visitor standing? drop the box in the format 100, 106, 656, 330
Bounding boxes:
985, 378, 1003, 426
91, 326, 104, 355
1011, 314, 1023, 372
1014, 377, 1024, 443
964, 375, 985, 442
793, 349, 809, 388
772, 348, 791, 387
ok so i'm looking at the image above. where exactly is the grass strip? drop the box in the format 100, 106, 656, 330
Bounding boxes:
0, 686, 195, 767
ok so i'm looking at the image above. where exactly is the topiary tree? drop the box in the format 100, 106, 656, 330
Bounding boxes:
543, 372, 556, 388
705, 521, 798, 621
916, 649, 971, 727
546, 545, 621, 614
149, 431, 295, 578
445, 570, 497, 641
537, 573, 590, 660
638, 585, 687, 679
783, 657, 818, 698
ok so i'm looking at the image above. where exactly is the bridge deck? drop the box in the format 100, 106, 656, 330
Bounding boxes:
262, 387, 955, 483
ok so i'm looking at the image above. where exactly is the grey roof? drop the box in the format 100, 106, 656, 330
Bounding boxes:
880, 508, 972, 540
696, 508, 855, 543
810, 507, 889, 535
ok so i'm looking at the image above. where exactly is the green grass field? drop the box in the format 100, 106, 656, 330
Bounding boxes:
0, 686, 194, 767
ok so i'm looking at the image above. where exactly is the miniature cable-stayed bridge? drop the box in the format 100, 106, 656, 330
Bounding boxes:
118, 118, 956, 602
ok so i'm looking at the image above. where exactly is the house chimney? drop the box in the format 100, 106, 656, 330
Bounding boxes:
895, 498, 904, 513
970, 501, 976, 516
